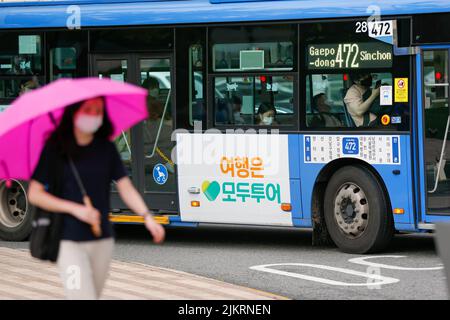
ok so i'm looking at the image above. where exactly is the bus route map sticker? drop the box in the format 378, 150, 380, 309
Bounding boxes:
395, 78, 408, 103
153, 163, 168, 185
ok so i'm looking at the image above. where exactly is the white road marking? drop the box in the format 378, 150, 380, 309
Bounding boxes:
348, 255, 444, 271
249, 263, 399, 287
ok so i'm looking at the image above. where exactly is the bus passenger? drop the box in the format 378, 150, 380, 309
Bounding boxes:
344, 73, 380, 127
19, 77, 40, 96
142, 77, 164, 115
215, 98, 230, 124
256, 103, 277, 125
310, 93, 343, 127
229, 95, 245, 124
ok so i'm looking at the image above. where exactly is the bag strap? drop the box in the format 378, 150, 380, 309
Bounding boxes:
67, 157, 88, 199
67, 156, 101, 236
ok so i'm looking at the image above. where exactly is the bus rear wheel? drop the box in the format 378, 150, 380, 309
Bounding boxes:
324, 165, 394, 254
0, 180, 33, 241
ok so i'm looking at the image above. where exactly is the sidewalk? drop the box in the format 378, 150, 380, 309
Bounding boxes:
0, 246, 287, 300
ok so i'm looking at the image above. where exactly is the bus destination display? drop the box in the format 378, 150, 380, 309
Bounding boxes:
307, 42, 393, 70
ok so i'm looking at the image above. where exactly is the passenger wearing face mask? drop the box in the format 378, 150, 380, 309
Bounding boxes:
256, 103, 277, 126
344, 73, 380, 127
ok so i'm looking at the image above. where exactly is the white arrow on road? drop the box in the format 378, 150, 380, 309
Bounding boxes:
249, 263, 399, 287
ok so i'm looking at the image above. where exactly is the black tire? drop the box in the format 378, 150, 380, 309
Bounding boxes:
0, 180, 33, 241
324, 165, 394, 254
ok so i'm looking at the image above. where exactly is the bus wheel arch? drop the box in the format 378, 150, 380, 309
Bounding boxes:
311, 159, 394, 253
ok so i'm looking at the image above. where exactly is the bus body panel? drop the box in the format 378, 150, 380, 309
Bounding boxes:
175, 133, 416, 230
288, 135, 302, 223
296, 134, 415, 231
176, 133, 295, 226
1, 0, 450, 29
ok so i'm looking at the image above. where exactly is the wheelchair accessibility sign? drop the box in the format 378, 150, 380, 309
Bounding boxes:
153, 164, 168, 185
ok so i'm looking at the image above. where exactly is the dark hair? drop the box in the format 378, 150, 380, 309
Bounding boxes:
256, 103, 276, 116
142, 77, 159, 89
349, 72, 371, 84
312, 93, 326, 113
47, 96, 113, 158
230, 95, 242, 105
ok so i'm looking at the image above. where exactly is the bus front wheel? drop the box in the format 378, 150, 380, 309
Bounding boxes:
0, 180, 33, 241
324, 165, 394, 254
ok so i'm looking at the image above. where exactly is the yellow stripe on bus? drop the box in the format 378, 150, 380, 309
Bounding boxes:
109, 214, 170, 225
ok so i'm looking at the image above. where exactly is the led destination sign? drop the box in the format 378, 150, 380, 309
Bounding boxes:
307, 42, 393, 70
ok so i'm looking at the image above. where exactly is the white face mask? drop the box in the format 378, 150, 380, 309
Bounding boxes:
262, 116, 274, 125
75, 114, 103, 134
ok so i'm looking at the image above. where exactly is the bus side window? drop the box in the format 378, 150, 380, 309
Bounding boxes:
214, 75, 295, 126
0, 32, 45, 102
306, 74, 347, 128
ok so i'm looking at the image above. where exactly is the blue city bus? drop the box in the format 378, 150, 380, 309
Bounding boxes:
0, 0, 449, 253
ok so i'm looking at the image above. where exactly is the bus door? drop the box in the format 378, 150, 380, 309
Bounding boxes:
91, 53, 178, 213
419, 48, 450, 217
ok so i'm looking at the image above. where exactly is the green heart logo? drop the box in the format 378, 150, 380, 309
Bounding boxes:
202, 180, 220, 201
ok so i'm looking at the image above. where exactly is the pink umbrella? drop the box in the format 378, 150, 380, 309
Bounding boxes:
0, 77, 148, 183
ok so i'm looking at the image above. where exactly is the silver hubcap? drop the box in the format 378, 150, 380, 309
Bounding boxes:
0, 180, 28, 229
334, 183, 369, 239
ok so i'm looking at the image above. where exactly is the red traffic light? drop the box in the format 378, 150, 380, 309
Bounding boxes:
436, 71, 442, 81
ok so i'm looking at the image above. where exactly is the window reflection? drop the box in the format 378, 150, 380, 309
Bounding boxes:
213, 42, 294, 72
140, 58, 175, 193
214, 75, 294, 126
0, 77, 41, 100
0, 34, 42, 76
50, 47, 77, 80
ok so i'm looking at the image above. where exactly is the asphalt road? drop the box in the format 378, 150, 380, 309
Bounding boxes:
1, 224, 448, 300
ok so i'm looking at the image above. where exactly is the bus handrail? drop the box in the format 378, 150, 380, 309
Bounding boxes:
424, 83, 449, 87
121, 130, 132, 156
428, 115, 450, 194
145, 88, 171, 159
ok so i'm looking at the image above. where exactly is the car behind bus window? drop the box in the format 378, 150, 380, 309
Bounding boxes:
214, 75, 294, 126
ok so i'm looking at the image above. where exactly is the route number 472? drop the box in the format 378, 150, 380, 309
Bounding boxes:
343, 137, 359, 155
355, 21, 393, 37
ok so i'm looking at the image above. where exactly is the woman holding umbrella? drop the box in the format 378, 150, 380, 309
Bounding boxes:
14, 80, 166, 299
